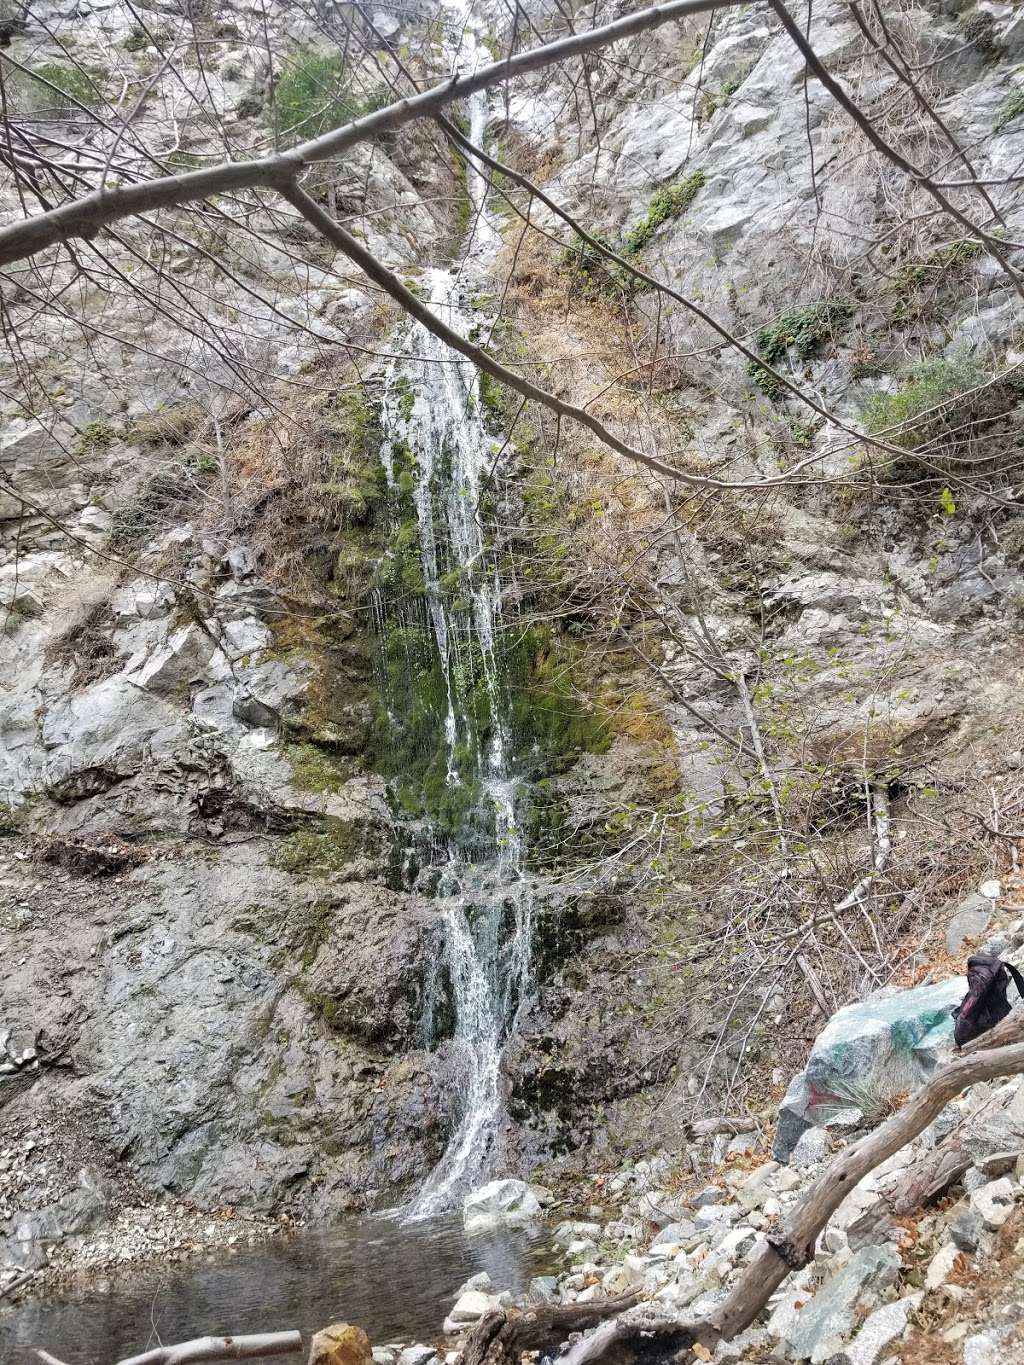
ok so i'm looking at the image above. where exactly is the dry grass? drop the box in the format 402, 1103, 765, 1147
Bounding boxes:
42, 570, 121, 687
899, 1209, 1024, 1365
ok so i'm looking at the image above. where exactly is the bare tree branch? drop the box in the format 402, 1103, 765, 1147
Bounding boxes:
0, 0, 747, 268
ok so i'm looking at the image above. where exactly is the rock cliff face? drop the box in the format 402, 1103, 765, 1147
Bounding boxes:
3, 0, 1024, 1278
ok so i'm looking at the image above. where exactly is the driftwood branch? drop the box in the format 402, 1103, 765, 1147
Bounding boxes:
685, 1117, 756, 1138
77, 1333, 303, 1365
461, 1293, 640, 1365
115, 1334, 303, 1365
846, 1085, 1009, 1248
562, 1038, 1024, 1363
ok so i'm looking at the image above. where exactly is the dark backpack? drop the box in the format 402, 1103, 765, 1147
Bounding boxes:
952, 954, 1024, 1047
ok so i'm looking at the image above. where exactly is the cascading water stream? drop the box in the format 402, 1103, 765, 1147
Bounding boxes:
374, 5, 534, 1219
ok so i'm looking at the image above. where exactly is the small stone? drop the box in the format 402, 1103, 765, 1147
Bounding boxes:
790, 1127, 828, 1169
950, 1212, 983, 1253
734, 1162, 779, 1210
552, 1220, 601, 1246
980, 879, 1002, 900
444, 1292, 492, 1329
693, 1186, 724, 1208
397, 1347, 436, 1365
652, 1220, 698, 1246
457, 1272, 493, 1294
694, 1203, 740, 1229
924, 1242, 962, 1290
945, 893, 994, 954
963, 1326, 1017, 1365
526, 1275, 559, 1304
969, 1177, 1016, 1230
463, 1180, 540, 1232
829, 1295, 921, 1365
786, 1245, 902, 1363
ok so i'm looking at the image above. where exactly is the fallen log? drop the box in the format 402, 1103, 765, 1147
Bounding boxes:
685, 1117, 756, 1138
560, 1037, 1024, 1364
461, 1293, 641, 1365
117, 1335, 304, 1365
37, 1333, 304, 1365
846, 1087, 1010, 1249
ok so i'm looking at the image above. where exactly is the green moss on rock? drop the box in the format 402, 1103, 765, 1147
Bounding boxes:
623, 171, 706, 255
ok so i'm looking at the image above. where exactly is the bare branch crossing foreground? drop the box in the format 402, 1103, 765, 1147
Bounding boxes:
0, 0, 744, 268
0, 0, 1017, 499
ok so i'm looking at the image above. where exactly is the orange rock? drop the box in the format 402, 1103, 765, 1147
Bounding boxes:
308, 1323, 373, 1365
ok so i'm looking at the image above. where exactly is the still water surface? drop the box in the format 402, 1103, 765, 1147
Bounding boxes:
4, 1215, 553, 1364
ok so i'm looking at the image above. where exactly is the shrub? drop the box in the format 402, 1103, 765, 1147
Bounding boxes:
960, 8, 998, 59
997, 88, 1024, 129
110, 470, 187, 550
623, 170, 706, 255
862, 353, 987, 446
561, 234, 622, 295
127, 402, 206, 447
23, 61, 105, 111
273, 51, 388, 141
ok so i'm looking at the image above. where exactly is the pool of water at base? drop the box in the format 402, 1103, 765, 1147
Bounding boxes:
2, 1214, 555, 1364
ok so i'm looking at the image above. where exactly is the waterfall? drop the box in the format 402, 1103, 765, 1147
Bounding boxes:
374, 7, 534, 1218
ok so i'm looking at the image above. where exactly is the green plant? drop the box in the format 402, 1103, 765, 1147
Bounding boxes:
285, 742, 352, 792
561, 234, 622, 295
997, 88, 1024, 129
23, 61, 105, 110
862, 352, 987, 446
747, 299, 855, 400
273, 51, 388, 141
623, 170, 706, 255
76, 420, 117, 455
236, 89, 264, 119
127, 402, 205, 447
123, 26, 148, 52
960, 8, 998, 60
109, 470, 187, 550
272, 826, 361, 877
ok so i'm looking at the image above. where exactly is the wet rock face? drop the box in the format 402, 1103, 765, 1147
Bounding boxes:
0, 837, 445, 1223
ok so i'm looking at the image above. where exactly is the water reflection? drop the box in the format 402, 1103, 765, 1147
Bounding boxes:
3, 1215, 553, 1364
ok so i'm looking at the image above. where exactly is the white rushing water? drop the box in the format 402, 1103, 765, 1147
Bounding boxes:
375, 5, 534, 1218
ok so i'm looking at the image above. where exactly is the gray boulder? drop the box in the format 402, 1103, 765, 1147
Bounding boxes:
828, 1294, 921, 1365
525, 1275, 559, 1304
0, 1168, 108, 1269
786, 1245, 902, 1362
462, 1179, 541, 1232
774, 977, 965, 1160
963, 1327, 1019, 1365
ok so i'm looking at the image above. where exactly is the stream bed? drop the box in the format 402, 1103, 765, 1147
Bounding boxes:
3, 1215, 554, 1364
